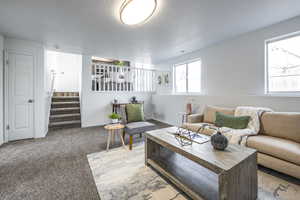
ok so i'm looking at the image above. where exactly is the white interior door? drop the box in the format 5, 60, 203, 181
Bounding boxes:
7, 52, 34, 141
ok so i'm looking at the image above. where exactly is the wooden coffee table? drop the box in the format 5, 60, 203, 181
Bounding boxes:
145, 127, 257, 200
104, 123, 126, 151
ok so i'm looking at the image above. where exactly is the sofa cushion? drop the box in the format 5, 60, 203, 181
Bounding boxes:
187, 114, 204, 123
125, 122, 156, 135
182, 123, 216, 136
247, 135, 300, 165
203, 105, 235, 124
261, 112, 300, 143
126, 104, 145, 123
215, 112, 250, 129
257, 153, 300, 179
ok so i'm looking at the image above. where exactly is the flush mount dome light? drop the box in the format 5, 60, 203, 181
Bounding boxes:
120, 0, 157, 25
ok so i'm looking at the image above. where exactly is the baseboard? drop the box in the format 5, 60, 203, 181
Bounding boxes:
44, 127, 49, 137
151, 117, 174, 126
81, 122, 107, 128
0, 133, 3, 146
35, 134, 47, 139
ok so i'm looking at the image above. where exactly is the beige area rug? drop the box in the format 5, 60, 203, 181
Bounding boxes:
87, 144, 300, 200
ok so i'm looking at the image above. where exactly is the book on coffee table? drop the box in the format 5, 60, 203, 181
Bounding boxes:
167, 127, 210, 144
190, 132, 210, 144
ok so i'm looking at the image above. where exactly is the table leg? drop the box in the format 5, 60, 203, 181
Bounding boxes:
122, 129, 125, 140
106, 130, 111, 151
111, 130, 115, 144
119, 130, 126, 149
129, 135, 133, 150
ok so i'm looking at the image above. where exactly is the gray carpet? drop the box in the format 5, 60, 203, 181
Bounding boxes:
0, 120, 169, 200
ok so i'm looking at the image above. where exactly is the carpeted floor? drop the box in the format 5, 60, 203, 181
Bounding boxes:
0, 120, 169, 200
0, 120, 299, 200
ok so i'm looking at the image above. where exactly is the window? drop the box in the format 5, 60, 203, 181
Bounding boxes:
174, 60, 201, 93
266, 32, 300, 94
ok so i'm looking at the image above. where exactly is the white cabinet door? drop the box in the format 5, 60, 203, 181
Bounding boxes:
8, 52, 34, 141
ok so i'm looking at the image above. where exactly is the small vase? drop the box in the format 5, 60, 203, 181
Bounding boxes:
186, 103, 192, 115
111, 119, 119, 124
211, 132, 228, 150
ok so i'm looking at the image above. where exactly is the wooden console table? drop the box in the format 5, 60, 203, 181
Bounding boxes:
145, 127, 258, 200
112, 101, 144, 113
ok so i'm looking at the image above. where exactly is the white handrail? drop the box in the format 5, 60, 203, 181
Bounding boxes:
46, 70, 56, 133
50, 70, 56, 96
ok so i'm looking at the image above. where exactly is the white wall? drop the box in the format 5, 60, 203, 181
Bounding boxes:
0, 35, 4, 145
153, 94, 300, 126
153, 16, 300, 126
47, 51, 82, 92
4, 38, 46, 140
81, 55, 153, 127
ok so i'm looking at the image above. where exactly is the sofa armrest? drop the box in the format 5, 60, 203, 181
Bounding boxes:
187, 114, 204, 123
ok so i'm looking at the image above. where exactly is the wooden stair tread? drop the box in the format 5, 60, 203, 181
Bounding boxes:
52, 96, 79, 98
49, 120, 81, 126
53, 92, 79, 97
50, 113, 81, 118
51, 107, 80, 110
52, 102, 79, 105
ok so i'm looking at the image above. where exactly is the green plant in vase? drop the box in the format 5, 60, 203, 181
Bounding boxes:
108, 112, 121, 124
113, 60, 125, 66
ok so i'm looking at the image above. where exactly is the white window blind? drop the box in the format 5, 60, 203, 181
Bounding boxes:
266, 32, 300, 94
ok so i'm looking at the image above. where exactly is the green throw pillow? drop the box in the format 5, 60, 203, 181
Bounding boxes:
126, 104, 145, 123
215, 112, 250, 129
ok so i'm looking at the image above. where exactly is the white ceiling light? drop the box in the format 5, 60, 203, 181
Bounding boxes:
120, 0, 157, 25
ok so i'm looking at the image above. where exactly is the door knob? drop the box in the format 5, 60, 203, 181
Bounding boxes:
28, 99, 34, 103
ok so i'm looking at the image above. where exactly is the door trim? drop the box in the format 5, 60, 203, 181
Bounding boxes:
4, 50, 8, 142
4, 49, 36, 142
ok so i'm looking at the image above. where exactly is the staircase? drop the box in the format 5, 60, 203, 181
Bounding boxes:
49, 92, 81, 130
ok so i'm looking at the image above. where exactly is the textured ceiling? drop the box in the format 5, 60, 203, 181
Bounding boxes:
0, 0, 300, 64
